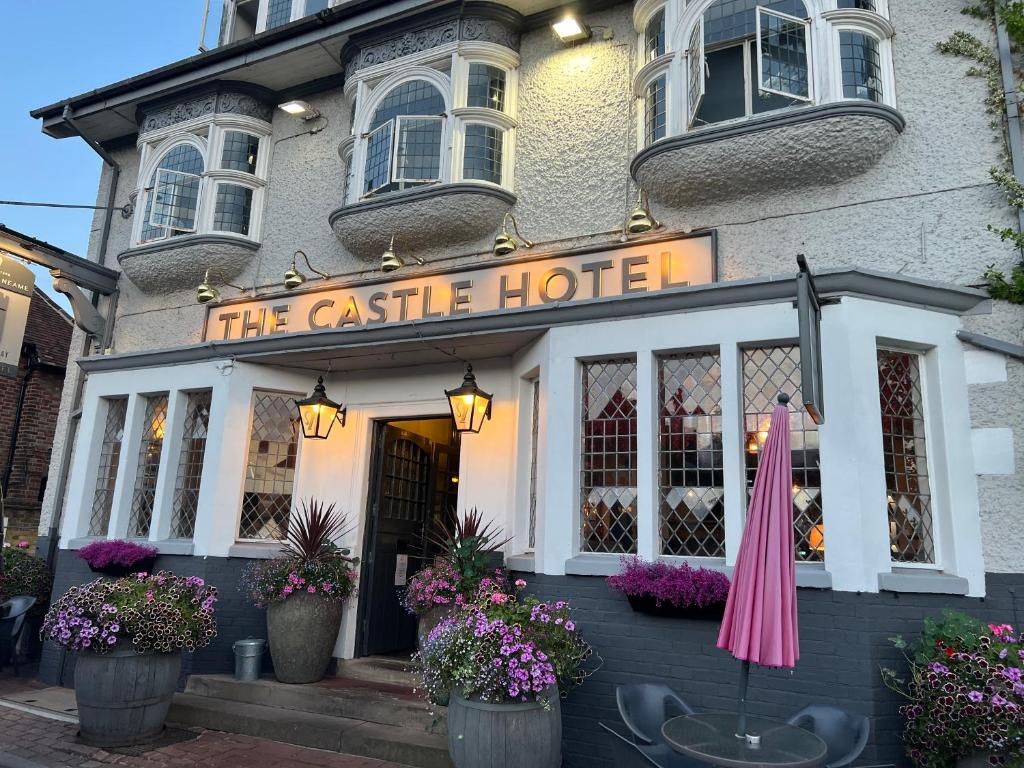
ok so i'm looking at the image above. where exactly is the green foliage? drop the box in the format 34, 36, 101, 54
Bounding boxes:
0, 548, 52, 616
983, 259, 1024, 300
937, 31, 1003, 118
429, 509, 511, 587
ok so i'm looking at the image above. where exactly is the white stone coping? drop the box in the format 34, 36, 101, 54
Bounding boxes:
227, 543, 284, 560
505, 553, 535, 573
878, 570, 970, 595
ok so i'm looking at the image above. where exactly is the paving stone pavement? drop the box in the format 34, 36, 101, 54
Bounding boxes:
0, 696, 408, 768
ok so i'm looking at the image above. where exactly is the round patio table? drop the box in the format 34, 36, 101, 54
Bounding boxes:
662, 714, 828, 768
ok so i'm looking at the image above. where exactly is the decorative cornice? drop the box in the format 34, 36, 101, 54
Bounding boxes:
138, 82, 275, 135
343, 4, 524, 78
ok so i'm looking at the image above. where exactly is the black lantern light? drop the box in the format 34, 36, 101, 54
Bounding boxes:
445, 364, 493, 434
295, 376, 347, 440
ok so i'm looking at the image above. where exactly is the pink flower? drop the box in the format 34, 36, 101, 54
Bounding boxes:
16, 540, 30, 549
490, 593, 509, 604
514, 579, 527, 588
145, 591, 155, 603
323, 583, 333, 592
307, 585, 317, 593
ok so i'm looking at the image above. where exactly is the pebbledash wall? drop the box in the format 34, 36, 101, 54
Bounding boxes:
29, 0, 1024, 767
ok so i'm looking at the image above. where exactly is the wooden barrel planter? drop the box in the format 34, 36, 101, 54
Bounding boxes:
267, 592, 344, 684
447, 688, 562, 768
74, 648, 181, 747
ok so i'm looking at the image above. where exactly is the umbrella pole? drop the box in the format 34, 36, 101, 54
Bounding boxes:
736, 659, 751, 738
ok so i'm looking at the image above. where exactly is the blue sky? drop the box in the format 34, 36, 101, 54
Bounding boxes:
0, 1, 222, 308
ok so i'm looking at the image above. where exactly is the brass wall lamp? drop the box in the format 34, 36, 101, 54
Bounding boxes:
621, 189, 659, 240
284, 250, 331, 291
493, 212, 534, 257
381, 236, 425, 273
196, 269, 249, 304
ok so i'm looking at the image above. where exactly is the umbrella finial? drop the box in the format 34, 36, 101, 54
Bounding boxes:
777, 392, 791, 405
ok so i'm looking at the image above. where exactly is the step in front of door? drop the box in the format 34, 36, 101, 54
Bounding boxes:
169, 693, 452, 768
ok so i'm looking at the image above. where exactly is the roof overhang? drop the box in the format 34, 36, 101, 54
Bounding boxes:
76, 267, 989, 375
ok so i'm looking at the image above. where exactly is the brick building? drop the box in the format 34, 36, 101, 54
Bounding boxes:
1, 287, 72, 549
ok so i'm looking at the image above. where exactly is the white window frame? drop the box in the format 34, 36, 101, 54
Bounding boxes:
755, 7, 815, 103
255, 0, 332, 33
686, 16, 706, 128
825, 14, 897, 108
148, 169, 204, 233
392, 114, 446, 188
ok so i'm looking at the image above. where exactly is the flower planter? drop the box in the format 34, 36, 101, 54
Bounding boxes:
266, 592, 344, 684
447, 687, 562, 768
626, 593, 726, 620
74, 648, 181, 747
87, 557, 157, 579
957, 754, 995, 768
417, 604, 456, 650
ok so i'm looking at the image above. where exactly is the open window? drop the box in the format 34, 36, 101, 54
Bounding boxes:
149, 169, 203, 233
756, 7, 812, 102
687, 16, 706, 128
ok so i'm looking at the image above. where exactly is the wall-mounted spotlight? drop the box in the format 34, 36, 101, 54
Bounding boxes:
552, 14, 591, 43
380, 236, 425, 273
278, 100, 321, 120
196, 269, 248, 304
493, 212, 534, 257
626, 190, 658, 235
284, 250, 331, 291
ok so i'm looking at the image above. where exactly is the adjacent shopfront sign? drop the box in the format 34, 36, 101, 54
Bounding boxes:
0, 252, 34, 378
205, 235, 716, 341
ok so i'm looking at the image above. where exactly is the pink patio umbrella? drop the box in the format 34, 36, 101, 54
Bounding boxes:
717, 392, 799, 737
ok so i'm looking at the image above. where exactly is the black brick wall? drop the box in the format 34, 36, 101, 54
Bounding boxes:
38, 549, 272, 688
518, 572, 1024, 768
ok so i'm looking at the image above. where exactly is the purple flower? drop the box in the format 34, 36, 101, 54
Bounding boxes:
607, 556, 730, 608
928, 662, 949, 674
75, 540, 158, 570
991, 694, 1008, 707
968, 691, 984, 703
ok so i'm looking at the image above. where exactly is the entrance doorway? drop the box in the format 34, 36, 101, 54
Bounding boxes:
357, 417, 461, 657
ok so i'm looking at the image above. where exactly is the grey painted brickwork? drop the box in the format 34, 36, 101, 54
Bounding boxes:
520, 572, 1024, 768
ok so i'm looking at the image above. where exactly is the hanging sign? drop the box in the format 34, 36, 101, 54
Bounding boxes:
796, 255, 825, 425
204, 235, 716, 341
0, 252, 34, 379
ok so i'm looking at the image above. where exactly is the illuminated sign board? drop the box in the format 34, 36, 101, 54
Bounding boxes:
0, 252, 34, 378
204, 235, 716, 341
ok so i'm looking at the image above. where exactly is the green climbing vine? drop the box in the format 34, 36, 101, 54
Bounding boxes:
939, 1, 1024, 303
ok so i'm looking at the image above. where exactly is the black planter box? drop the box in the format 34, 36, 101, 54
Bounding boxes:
626, 594, 726, 620
87, 556, 158, 579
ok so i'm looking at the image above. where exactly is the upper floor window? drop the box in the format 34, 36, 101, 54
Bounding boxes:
263, 0, 329, 31
345, 49, 519, 205
635, 0, 894, 145
133, 120, 270, 246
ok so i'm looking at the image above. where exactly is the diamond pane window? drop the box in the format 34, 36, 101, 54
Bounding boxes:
840, 31, 883, 103
877, 349, 934, 564
528, 378, 540, 550
213, 184, 254, 235
128, 395, 169, 539
742, 346, 824, 562
646, 76, 668, 146
141, 143, 205, 243
463, 125, 504, 185
646, 8, 666, 61
238, 392, 300, 541
580, 359, 638, 554
467, 64, 506, 111
221, 131, 259, 173
659, 352, 725, 558
89, 398, 128, 536
171, 391, 213, 539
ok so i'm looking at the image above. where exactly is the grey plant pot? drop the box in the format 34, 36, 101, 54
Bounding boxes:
74, 647, 181, 747
447, 687, 562, 768
266, 592, 344, 684
958, 754, 995, 768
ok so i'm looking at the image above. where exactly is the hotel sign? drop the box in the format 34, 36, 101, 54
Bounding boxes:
0, 252, 34, 379
205, 235, 716, 341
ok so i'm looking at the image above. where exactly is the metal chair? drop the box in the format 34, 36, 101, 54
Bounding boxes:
0, 596, 37, 675
616, 682, 696, 745
599, 723, 703, 768
786, 704, 870, 768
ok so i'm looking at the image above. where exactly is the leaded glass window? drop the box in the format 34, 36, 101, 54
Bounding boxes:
757, 8, 811, 100
467, 64, 506, 111
265, 0, 293, 29
238, 392, 300, 541
877, 349, 934, 565
213, 184, 254, 235
364, 80, 445, 196
89, 398, 128, 537
221, 131, 259, 173
646, 8, 666, 62
704, 0, 807, 47
171, 391, 213, 539
463, 125, 504, 185
141, 143, 205, 243
580, 359, 638, 554
837, 0, 875, 9
646, 76, 668, 146
659, 351, 725, 558
128, 395, 169, 539
840, 31, 883, 102
742, 346, 824, 562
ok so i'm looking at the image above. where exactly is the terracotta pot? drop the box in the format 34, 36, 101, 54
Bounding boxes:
266, 592, 343, 684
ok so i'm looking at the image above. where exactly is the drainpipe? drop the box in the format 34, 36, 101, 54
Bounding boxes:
2, 345, 41, 497
43, 107, 122, 572
995, 3, 1024, 242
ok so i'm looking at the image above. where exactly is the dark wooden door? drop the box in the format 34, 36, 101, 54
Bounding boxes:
361, 424, 435, 656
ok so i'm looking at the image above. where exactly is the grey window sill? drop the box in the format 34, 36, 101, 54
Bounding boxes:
565, 555, 832, 589
565, 554, 624, 576
228, 543, 283, 560
505, 553, 535, 573
796, 565, 832, 590
878, 570, 969, 595
66, 538, 194, 556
